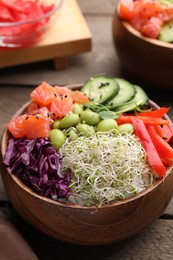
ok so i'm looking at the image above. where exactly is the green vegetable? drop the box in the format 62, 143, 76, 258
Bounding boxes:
97, 119, 118, 132
59, 113, 80, 129
117, 123, 134, 134
80, 109, 101, 125
73, 103, 83, 115
50, 129, 66, 150
60, 131, 154, 206
76, 123, 95, 137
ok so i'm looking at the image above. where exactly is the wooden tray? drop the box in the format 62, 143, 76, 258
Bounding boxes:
0, 0, 92, 69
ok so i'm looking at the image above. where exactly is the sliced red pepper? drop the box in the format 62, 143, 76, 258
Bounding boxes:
117, 115, 169, 125
135, 107, 170, 118
154, 124, 173, 143
132, 118, 166, 177
147, 125, 173, 161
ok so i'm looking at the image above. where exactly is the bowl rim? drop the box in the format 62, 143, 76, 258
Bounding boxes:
1, 84, 173, 210
0, 0, 64, 28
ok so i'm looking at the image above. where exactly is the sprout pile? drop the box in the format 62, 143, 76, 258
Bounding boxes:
60, 130, 154, 207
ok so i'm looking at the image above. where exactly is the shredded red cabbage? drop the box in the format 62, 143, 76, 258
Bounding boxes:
3, 137, 72, 201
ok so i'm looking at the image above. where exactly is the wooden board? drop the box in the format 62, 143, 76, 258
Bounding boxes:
0, 0, 92, 69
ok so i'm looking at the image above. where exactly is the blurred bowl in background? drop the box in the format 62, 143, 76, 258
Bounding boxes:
0, 0, 64, 48
112, 10, 173, 89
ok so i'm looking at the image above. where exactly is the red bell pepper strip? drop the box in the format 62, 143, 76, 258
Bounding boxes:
117, 115, 169, 125
132, 118, 166, 177
154, 124, 173, 143
147, 125, 173, 161
135, 107, 170, 118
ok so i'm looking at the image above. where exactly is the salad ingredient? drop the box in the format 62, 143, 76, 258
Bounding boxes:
117, 115, 169, 125
155, 124, 173, 143
30, 82, 56, 106
50, 129, 66, 149
76, 123, 95, 137
55, 86, 89, 104
106, 78, 136, 107
132, 118, 166, 177
114, 85, 148, 113
135, 107, 170, 117
3, 137, 71, 200
59, 113, 80, 129
147, 125, 173, 160
0, 0, 54, 42
118, 0, 173, 39
82, 76, 149, 114
73, 103, 84, 115
117, 123, 134, 134
97, 119, 118, 132
80, 109, 101, 126
49, 95, 74, 120
81, 76, 119, 104
158, 20, 173, 42
7, 112, 52, 139
60, 131, 153, 206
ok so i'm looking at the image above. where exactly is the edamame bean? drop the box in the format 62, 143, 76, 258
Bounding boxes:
80, 109, 101, 126
53, 119, 61, 129
50, 129, 66, 150
68, 128, 78, 141
76, 123, 95, 137
97, 119, 118, 132
59, 113, 80, 129
73, 104, 83, 115
117, 123, 134, 134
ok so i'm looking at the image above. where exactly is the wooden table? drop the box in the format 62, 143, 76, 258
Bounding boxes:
1, 0, 173, 259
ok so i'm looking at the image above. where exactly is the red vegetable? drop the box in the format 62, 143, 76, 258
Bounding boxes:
135, 107, 170, 118
132, 118, 166, 177
154, 124, 173, 143
117, 115, 169, 125
147, 125, 173, 161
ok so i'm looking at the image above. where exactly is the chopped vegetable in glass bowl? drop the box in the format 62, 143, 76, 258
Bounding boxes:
0, 0, 64, 48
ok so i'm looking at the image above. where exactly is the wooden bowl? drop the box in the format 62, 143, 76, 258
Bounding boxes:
112, 11, 173, 89
1, 86, 173, 245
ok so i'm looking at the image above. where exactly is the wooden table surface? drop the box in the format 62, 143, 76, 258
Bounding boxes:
1, 0, 173, 259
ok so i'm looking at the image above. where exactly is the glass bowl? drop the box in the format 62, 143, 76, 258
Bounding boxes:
0, 0, 64, 48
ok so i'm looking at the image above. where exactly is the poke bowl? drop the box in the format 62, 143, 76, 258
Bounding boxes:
1, 76, 173, 245
112, 0, 173, 89
0, 0, 64, 48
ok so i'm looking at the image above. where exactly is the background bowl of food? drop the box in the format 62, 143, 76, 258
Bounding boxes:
1, 76, 173, 245
0, 0, 64, 48
112, 0, 173, 89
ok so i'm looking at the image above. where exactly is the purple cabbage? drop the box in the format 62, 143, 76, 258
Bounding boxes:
3, 137, 72, 201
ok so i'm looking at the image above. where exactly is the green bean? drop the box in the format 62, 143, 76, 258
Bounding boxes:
76, 123, 95, 137
73, 104, 83, 115
80, 109, 101, 126
50, 129, 66, 150
117, 123, 134, 134
59, 113, 80, 129
97, 119, 118, 132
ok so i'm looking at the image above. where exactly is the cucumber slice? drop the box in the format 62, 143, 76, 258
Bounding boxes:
106, 78, 136, 108
81, 76, 119, 104
114, 85, 148, 113
158, 20, 173, 42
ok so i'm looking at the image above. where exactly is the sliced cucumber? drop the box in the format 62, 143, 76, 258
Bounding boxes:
114, 85, 149, 114
81, 76, 119, 104
106, 78, 136, 108
158, 20, 173, 42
